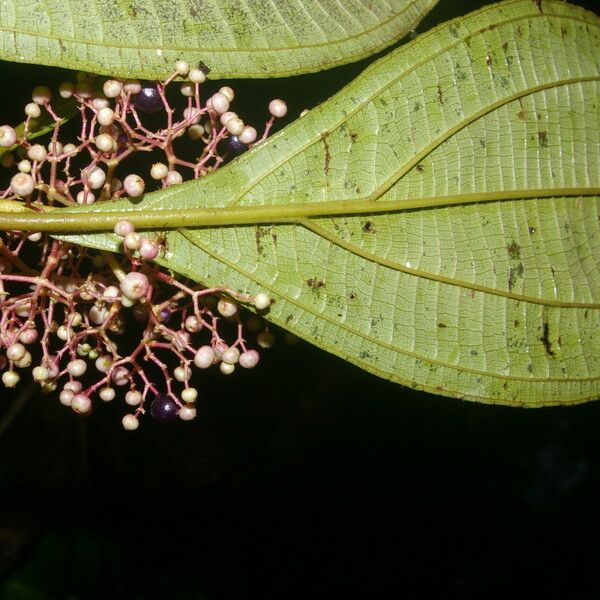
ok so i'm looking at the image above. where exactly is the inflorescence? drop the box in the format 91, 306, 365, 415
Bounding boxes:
0, 60, 287, 429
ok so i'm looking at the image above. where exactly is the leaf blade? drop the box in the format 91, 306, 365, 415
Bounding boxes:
54, 0, 600, 405
0, 0, 438, 79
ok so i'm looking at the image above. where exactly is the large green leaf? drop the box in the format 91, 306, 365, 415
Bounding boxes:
0, 0, 438, 79
9, 0, 600, 406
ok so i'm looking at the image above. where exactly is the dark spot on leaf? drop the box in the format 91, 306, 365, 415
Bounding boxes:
189, 6, 198, 17
307, 278, 325, 289
197, 61, 211, 75
507, 241, 521, 260
413, 101, 421, 112
437, 322, 447, 328
359, 350, 373, 360
59, 39, 67, 53
486, 55, 493, 66
470, 349, 478, 356
514, 319, 520, 327
533, 0, 543, 13
538, 131, 548, 147
361, 220, 375, 233
508, 263, 524, 291
349, 292, 356, 300
529, 226, 537, 234
285, 314, 293, 324
320, 132, 331, 175
517, 25, 523, 36
448, 24, 460, 38
349, 132, 358, 142
416, 163, 425, 172
503, 382, 509, 390
479, 139, 486, 148
540, 318, 555, 357
436, 84, 444, 105
255, 226, 276, 257
502, 42, 509, 51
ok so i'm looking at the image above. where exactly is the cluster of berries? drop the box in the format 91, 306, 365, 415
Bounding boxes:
0, 60, 285, 428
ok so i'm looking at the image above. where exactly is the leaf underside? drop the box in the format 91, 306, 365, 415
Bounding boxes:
60, 0, 600, 406
0, 0, 438, 79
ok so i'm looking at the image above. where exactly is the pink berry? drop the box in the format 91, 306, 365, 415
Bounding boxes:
71, 393, 92, 414
194, 346, 215, 369
120, 271, 150, 301
10, 172, 35, 196
32, 85, 52, 105
123, 174, 145, 197
239, 349, 260, 369
0, 125, 17, 147
139, 238, 159, 260
123, 231, 142, 251
179, 404, 197, 421
122, 414, 139, 430
6, 343, 26, 361
210, 92, 230, 114
111, 366, 130, 386
268, 99, 287, 118
114, 219, 135, 237
67, 359, 87, 377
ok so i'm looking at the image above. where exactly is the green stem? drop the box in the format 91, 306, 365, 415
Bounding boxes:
0, 187, 597, 233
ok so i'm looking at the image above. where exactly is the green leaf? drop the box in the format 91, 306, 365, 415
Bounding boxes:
30, 0, 600, 405
0, 0, 438, 79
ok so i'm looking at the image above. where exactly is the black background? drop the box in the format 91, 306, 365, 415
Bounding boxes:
1, 1, 600, 597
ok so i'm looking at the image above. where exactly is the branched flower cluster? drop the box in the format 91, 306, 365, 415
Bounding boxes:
0, 60, 285, 428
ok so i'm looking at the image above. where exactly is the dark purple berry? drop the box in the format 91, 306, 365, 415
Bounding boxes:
151, 394, 178, 423
131, 84, 164, 114
227, 136, 248, 155
117, 133, 129, 151
218, 136, 248, 161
